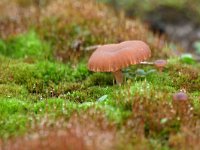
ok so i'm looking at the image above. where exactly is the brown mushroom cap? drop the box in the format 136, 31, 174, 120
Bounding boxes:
88, 40, 151, 72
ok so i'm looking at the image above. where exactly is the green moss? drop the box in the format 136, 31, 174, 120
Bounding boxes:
56, 82, 84, 93
0, 40, 6, 53
0, 98, 30, 138
0, 31, 51, 59
147, 72, 173, 85
0, 114, 28, 139
32, 99, 78, 116
0, 59, 91, 90
71, 63, 91, 81
0, 84, 28, 98
97, 104, 132, 124
85, 72, 114, 86
62, 90, 89, 103
58, 86, 114, 103
190, 92, 200, 114
168, 64, 200, 92
86, 86, 114, 100
0, 98, 80, 138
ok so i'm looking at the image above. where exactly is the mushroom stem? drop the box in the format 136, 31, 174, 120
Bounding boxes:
113, 70, 123, 84
158, 67, 163, 72
84, 45, 102, 51
140, 61, 154, 65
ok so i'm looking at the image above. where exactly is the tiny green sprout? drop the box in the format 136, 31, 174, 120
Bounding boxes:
193, 41, 200, 54
160, 118, 168, 124
180, 53, 196, 64
124, 68, 156, 79
135, 69, 146, 77
135, 69, 156, 77
97, 95, 108, 102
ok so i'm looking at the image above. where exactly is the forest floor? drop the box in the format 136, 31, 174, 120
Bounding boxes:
0, 0, 200, 150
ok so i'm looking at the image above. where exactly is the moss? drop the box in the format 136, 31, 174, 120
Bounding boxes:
85, 72, 114, 86
0, 98, 80, 138
0, 59, 91, 93
190, 92, 200, 115
98, 104, 132, 125
71, 63, 91, 81
62, 90, 89, 103
147, 72, 175, 88
0, 31, 51, 59
86, 86, 114, 99
0, 84, 28, 98
168, 64, 200, 92
0, 114, 28, 139
0, 98, 30, 138
32, 99, 78, 116
58, 86, 114, 103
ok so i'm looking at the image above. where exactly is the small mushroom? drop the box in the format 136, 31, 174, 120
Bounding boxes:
173, 92, 188, 101
154, 59, 167, 72
88, 40, 151, 84
172, 92, 190, 118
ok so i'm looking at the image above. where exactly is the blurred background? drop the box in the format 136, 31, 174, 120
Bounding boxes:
99, 0, 200, 55
1, 0, 200, 57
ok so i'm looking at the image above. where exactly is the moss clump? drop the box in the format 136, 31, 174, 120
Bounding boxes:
0, 98, 80, 138
85, 73, 114, 86
0, 84, 28, 98
0, 59, 90, 90
0, 98, 30, 138
0, 31, 51, 59
58, 86, 114, 103
168, 63, 200, 92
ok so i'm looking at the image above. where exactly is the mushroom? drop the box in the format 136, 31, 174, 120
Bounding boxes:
154, 59, 167, 72
88, 40, 151, 84
173, 92, 188, 101
172, 92, 189, 117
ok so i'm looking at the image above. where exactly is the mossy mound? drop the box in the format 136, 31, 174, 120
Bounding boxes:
0, 0, 200, 150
